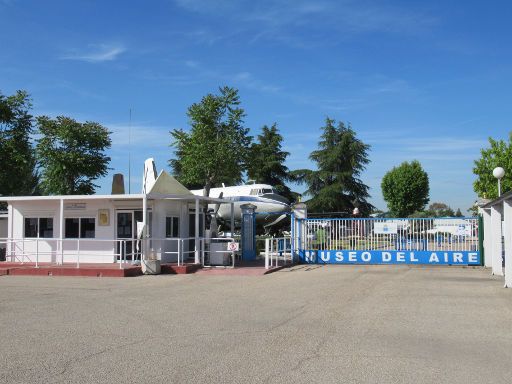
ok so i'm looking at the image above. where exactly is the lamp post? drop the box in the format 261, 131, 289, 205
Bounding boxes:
493, 166, 505, 196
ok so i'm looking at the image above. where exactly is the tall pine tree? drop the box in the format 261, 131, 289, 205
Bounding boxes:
247, 124, 295, 202
292, 118, 373, 215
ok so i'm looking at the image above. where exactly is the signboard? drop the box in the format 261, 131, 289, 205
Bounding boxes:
227, 242, 239, 252
64, 203, 86, 210
373, 222, 398, 234
429, 219, 472, 236
98, 209, 109, 226
300, 250, 481, 265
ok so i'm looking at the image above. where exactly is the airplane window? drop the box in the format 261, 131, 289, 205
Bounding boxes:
262, 189, 273, 194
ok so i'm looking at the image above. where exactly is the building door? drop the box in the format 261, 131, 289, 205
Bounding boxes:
117, 211, 134, 260
116, 210, 151, 261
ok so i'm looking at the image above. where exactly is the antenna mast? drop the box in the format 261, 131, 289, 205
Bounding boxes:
128, 108, 132, 194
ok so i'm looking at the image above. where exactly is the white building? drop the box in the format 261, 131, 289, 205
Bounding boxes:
0, 171, 233, 265
480, 192, 512, 288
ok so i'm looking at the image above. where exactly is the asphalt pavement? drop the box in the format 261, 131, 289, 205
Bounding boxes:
0, 265, 510, 383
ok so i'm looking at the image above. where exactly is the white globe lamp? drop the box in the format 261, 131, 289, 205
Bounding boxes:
493, 167, 505, 196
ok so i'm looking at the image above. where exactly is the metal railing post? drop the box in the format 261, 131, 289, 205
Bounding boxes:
123, 241, 126, 269
201, 238, 205, 266
77, 239, 80, 269
35, 238, 39, 268
178, 239, 181, 266
265, 238, 269, 269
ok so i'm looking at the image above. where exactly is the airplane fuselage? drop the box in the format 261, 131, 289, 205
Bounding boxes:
191, 184, 290, 224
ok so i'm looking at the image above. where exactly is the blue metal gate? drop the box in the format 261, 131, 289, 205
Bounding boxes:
298, 217, 481, 266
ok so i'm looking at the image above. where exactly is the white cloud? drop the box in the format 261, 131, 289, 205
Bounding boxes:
173, 0, 437, 47
175, 60, 282, 94
231, 72, 282, 93
61, 44, 126, 63
108, 123, 172, 148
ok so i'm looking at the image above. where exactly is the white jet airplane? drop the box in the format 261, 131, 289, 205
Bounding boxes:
191, 183, 291, 228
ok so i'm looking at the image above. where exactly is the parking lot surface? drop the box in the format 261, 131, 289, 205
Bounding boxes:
1, 265, 511, 383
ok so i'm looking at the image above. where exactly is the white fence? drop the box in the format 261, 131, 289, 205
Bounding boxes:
301, 217, 479, 252
0, 236, 238, 269
0, 238, 128, 269
264, 237, 293, 270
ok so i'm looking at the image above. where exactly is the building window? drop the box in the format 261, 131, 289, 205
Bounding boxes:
81, 218, 95, 238
65, 218, 79, 238
24, 218, 53, 238
166, 216, 180, 238
65, 218, 96, 239
24, 218, 38, 238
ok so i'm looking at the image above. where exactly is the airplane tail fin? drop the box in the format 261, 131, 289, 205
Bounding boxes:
142, 158, 158, 194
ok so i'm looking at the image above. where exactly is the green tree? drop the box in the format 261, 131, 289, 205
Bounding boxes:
0, 90, 39, 199
473, 134, 512, 199
247, 123, 296, 202
36, 116, 111, 195
381, 160, 429, 217
169, 86, 251, 196
455, 208, 463, 217
292, 117, 373, 215
426, 202, 455, 217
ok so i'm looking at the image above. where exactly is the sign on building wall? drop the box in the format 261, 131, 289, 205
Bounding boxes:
300, 250, 481, 265
98, 209, 110, 226
64, 203, 86, 210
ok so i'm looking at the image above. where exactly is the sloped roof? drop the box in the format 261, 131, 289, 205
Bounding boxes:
149, 171, 192, 195
481, 190, 512, 208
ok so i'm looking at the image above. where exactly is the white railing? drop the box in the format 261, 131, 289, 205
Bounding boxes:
145, 237, 238, 267
202, 237, 236, 268
147, 237, 201, 266
301, 217, 479, 252
0, 238, 128, 269
265, 237, 293, 270
1, 236, 242, 269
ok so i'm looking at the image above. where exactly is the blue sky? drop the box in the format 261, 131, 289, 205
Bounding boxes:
2, 0, 512, 213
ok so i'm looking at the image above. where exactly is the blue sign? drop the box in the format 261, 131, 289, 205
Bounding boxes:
300, 250, 481, 265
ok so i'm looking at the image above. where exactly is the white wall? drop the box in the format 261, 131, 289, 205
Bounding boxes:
6, 197, 203, 264
151, 200, 189, 262
8, 199, 117, 263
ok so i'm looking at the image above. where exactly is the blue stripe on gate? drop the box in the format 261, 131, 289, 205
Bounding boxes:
300, 250, 481, 265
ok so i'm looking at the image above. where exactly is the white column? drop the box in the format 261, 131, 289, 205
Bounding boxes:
503, 201, 512, 287
195, 197, 200, 264
491, 205, 504, 276
7, 204, 13, 259
142, 195, 147, 260
481, 208, 492, 268
59, 198, 64, 264
230, 203, 235, 236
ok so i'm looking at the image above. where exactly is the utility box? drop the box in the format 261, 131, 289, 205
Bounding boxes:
209, 242, 230, 266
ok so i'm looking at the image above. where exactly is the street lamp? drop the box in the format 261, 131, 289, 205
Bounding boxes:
493, 166, 505, 196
